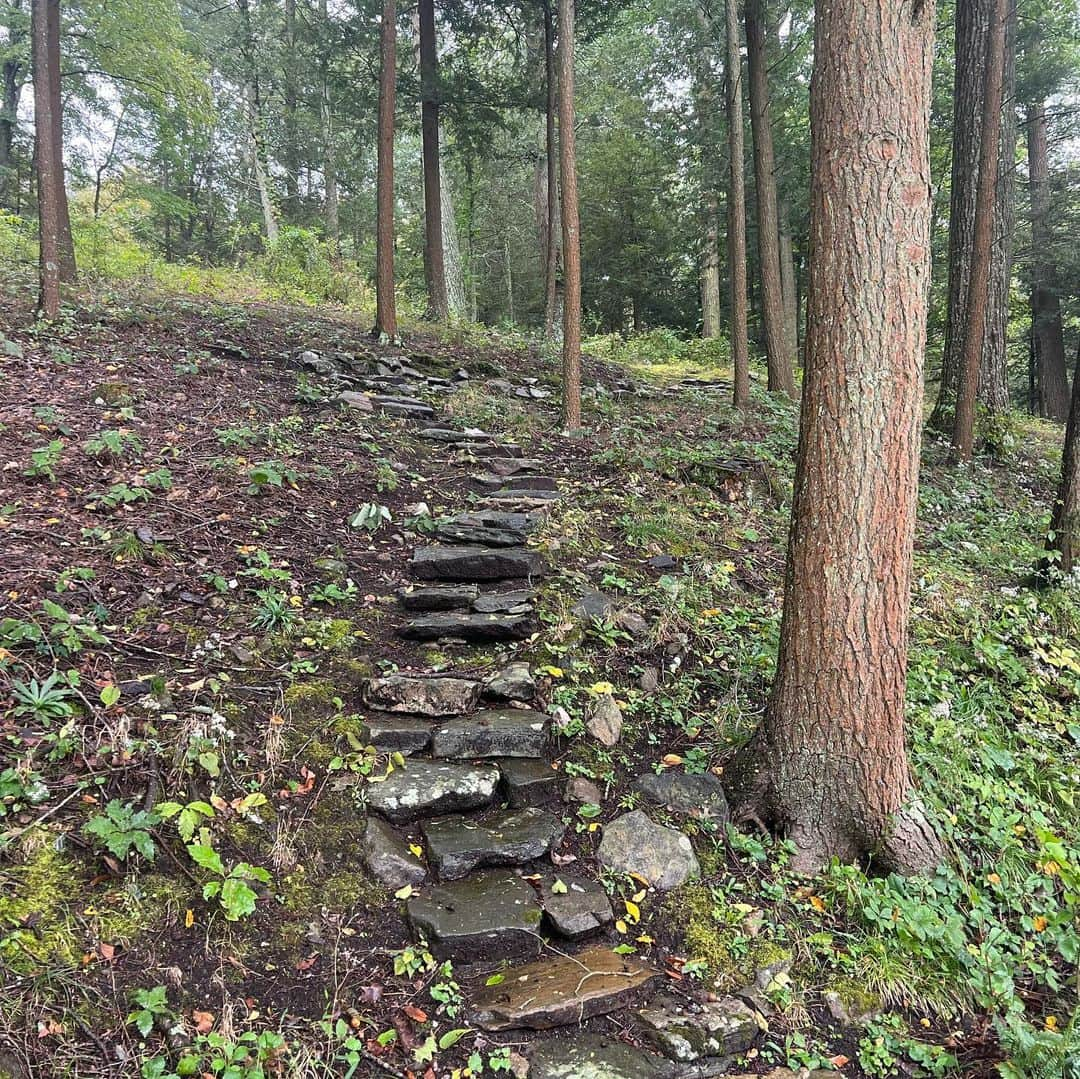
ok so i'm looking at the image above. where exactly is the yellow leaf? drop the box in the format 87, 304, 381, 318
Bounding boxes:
589, 681, 615, 696
394, 885, 413, 900
624, 900, 641, 924
661, 754, 683, 767
630, 873, 651, 888
632, 889, 646, 903
809, 895, 825, 912
1033, 915, 1048, 932
1045, 1016, 1059, 1031
636, 934, 654, 944
615, 919, 628, 934
409, 844, 424, 858
184, 909, 194, 928
987, 872, 1001, 885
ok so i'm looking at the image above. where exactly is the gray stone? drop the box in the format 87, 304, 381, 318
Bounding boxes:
498, 757, 559, 807
334, 390, 374, 412
484, 457, 545, 476
486, 487, 562, 503
648, 554, 678, 570
470, 946, 662, 1031
432, 709, 548, 759
474, 473, 558, 491
406, 869, 542, 961
616, 610, 651, 637
362, 818, 426, 889
529, 1035, 674, 1079
484, 661, 536, 701
422, 808, 564, 880
419, 426, 492, 443
473, 589, 536, 614
399, 610, 536, 643
410, 545, 546, 581
360, 715, 433, 755
637, 995, 761, 1063
587, 694, 624, 746
366, 760, 499, 823
457, 442, 523, 458
824, 988, 882, 1027
573, 591, 617, 620
538, 873, 613, 938
361, 674, 481, 717
398, 584, 479, 611
638, 666, 660, 692
565, 777, 603, 804
634, 772, 730, 824
313, 556, 349, 579
436, 522, 529, 547
598, 811, 699, 891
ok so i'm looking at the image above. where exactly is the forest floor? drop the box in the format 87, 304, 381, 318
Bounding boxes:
0, 277, 1077, 1079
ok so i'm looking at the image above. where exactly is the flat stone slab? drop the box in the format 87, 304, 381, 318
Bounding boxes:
366, 760, 499, 823
377, 400, 436, 418
422, 807, 564, 879
473, 589, 536, 614
486, 488, 562, 503
483, 457, 545, 476
362, 818, 427, 889
634, 772, 730, 823
529, 1034, 674, 1079
598, 810, 700, 891
436, 522, 529, 547
498, 757, 559, 806
473, 473, 559, 491
410, 545, 546, 581
362, 674, 481, 717
360, 715, 433, 755
538, 873, 614, 939
419, 426, 492, 442
406, 869, 542, 961
485, 661, 537, 701
455, 441, 523, 457
399, 610, 536, 643
637, 994, 760, 1063
470, 945, 662, 1031
432, 709, 549, 759
398, 583, 479, 611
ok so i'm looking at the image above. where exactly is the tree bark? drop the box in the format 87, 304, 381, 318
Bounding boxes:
1026, 100, 1070, 422
557, 0, 581, 430
238, 0, 278, 244
931, 0, 1016, 425
44, 0, 72, 281
440, 168, 466, 316
31, 0, 59, 317
282, 0, 300, 213
542, 0, 560, 339
729, 0, 944, 874
695, 3, 722, 341
1, 0, 28, 206
701, 201, 722, 339
951, 0, 1008, 462
745, 0, 795, 396
419, 0, 448, 320
374, 0, 398, 340
778, 197, 798, 361
1046, 342, 1080, 574
725, 0, 749, 408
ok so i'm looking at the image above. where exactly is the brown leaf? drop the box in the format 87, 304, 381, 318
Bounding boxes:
192, 1010, 214, 1034
98, 941, 116, 962
295, 954, 319, 972
403, 1005, 428, 1023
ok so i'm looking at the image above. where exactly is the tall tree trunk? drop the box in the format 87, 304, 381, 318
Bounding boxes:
745, 0, 795, 396
31, 0, 59, 316
282, 0, 299, 213
729, 0, 944, 874
1027, 100, 1070, 422
725, 0, 749, 408
374, 0, 398, 340
440, 169, 466, 316
931, 0, 1016, 426
557, 0, 581, 430
419, 0, 448, 320
778, 197, 798, 360
318, 0, 340, 260
239, 0, 278, 244
1045, 343, 1080, 574
542, 0, 560, 339
43, 0, 72, 281
951, 0, 1008, 462
701, 201, 722, 339
695, 3, 721, 340
1, 0, 27, 207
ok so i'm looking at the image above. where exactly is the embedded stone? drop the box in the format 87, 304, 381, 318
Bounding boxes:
528, 1035, 674, 1079
586, 694, 623, 746
484, 661, 537, 701
361, 674, 481, 717
637, 994, 761, 1063
421, 807, 564, 879
410, 545, 546, 581
486, 488, 562, 503
334, 390, 374, 412
406, 869, 542, 961
436, 521, 529, 547
473, 590, 535, 614
634, 771, 730, 823
360, 715, 433, 755
473, 473, 559, 491
497, 757, 559, 807
399, 610, 536, 643
397, 584, 479, 611
362, 817, 427, 889
470, 946, 662, 1031
431, 709, 548, 759
573, 591, 617, 620
597, 811, 699, 890
366, 760, 499, 823
538, 873, 613, 938
419, 426, 492, 442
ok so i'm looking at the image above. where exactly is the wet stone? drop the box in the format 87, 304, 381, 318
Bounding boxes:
377, 401, 436, 419
485, 661, 537, 701
406, 869, 542, 961
484, 457, 545, 476
399, 610, 535, 643
366, 760, 499, 823
362, 817, 427, 889
538, 873, 614, 938
497, 757, 559, 807
397, 583, 479, 611
473, 589, 535, 614
422, 807, 564, 879
432, 709, 549, 759
361, 674, 481, 717
529, 1034, 674, 1079
598, 810, 700, 891
573, 591, 617, 621
486, 488, 562, 503
360, 715, 432, 755
637, 995, 761, 1063
470, 945, 662, 1031
634, 772, 731, 824
410, 545, 546, 582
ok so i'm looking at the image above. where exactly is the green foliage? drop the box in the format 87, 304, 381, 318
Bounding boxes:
24, 440, 64, 482
84, 800, 160, 861
349, 502, 391, 532
246, 460, 298, 495
128, 986, 175, 1039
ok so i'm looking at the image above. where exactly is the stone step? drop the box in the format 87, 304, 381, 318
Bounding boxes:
454, 442, 523, 458
472, 589, 535, 614
362, 818, 427, 889
399, 610, 536, 643
397, 583, 480, 612
536, 873, 614, 939
365, 760, 499, 823
419, 426, 492, 443
377, 400, 436, 419
469, 945, 662, 1031
431, 708, 549, 759
421, 808, 564, 880
361, 674, 481, 716
360, 714, 433, 755
435, 522, 529, 547
486, 487, 562, 502
481, 457, 545, 476
497, 757, 559, 807
528, 1034, 674, 1079
406, 869, 542, 961
473, 473, 559, 491
410, 545, 546, 582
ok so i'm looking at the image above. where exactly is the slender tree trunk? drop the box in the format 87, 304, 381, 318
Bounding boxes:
318, 0, 340, 260
745, 0, 795, 396
31, 0, 59, 317
557, 0, 581, 430
931, 0, 1016, 426
542, 0, 560, 338
1, 1, 27, 206
701, 201, 722, 339
374, 0, 398, 340
725, 0, 749, 408
43, 0, 72, 281
503, 229, 514, 324
238, 0, 278, 244
419, 0, 448, 319
695, 3, 721, 341
440, 169, 465, 316
729, 0, 944, 874
282, 0, 299, 213
778, 197, 798, 361
1027, 100, 1070, 422
951, 0, 1008, 462
1045, 342, 1080, 574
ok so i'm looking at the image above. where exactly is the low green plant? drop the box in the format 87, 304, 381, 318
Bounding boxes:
127, 986, 175, 1038
24, 440, 64, 481
84, 800, 160, 861
10, 672, 76, 722
187, 843, 271, 921
349, 502, 391, 532
246, 460, 298, 495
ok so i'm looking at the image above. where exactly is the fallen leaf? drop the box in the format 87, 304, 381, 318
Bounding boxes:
192, 1010, 214, 1034
403, 1005, 428, 1024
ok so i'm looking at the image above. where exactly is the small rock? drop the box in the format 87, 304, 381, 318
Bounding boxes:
615, 610, 650, 638
362, 674, 481, 716
637, 994, 761, 1063
638, 666, 659, 692
586, 694, 623, 746
573, 591, 616, 621
529, 1034, 673, 1079
498, 758, 560, 807
634, 772, 730, 823
485, 661, 536, 701
334, 390, 374, 412
403, 500, 431, 518
597, 810, 699, 891
313, 556, 349, 579
647, 554, 678, 570
565, 777, 603, 804
823, 987, 882, 1027
539, 873, 614, 938
362, 818, 426, 889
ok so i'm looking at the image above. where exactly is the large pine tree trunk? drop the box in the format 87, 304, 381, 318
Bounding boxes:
745, 0, 795, 397
419, 0, 448, 320
31, 0, 59, 316
931, 0, 1016, 425
557, 0, 581, 429
778, 197, 798, 361
374, 0, 398, 340
730, 0, 944, 874
542, 0, 561, 339
1046, 343, 1080, 574
725, 0, 749, 408
951, 0, 1008, 462
1027, 100, 1070, 422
